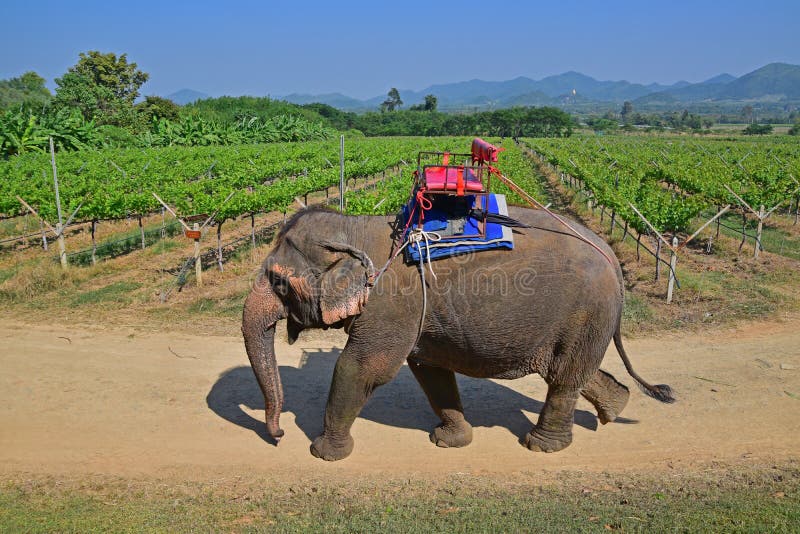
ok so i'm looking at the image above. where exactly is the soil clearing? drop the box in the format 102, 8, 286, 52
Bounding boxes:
1, 315, 798, 486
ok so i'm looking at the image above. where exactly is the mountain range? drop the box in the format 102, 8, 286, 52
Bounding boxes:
282, 63, 800, 112
167, 62, 800, 112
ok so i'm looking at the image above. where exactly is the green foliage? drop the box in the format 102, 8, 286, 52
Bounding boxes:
620, 101, 634, 123
352, 107, 572, 137
743, 123, 773, 135
135, 96, 180, 123
95, 124, 139, 148
0, 71, 52, 110
300, 102, 358, 130
345, 139, 547, 216
53, 51, 149, 128
0, 137, 461, 223
0, 108, 100, 158
525, 135, 800, 235
789, 119, 800, 136
185, 96, 325, 124
586, 117, 619, 133
410, 94, 438, 112
141, 114, 333, 147
380, 88, 403, 112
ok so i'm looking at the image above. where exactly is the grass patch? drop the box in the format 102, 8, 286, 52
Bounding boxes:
0, 261, 78, 303
70, 281, 142, 306
1, 467, 798, 532
147, 239, 181, 254
186, 294, 245, 319
66, 220, 184, 267
0, 266, 16, 284
622, 291, 653, 328
675, 267, 789, 323
710, 211, 800, 261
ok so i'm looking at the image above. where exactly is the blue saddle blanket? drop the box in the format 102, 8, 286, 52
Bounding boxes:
403, 193, 514, 263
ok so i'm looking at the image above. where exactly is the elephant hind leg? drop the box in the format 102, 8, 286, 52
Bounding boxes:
408, 359, 473, 448
581, 369, 630, 424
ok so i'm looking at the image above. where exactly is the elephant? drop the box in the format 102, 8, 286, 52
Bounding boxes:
241, 206, 674, 461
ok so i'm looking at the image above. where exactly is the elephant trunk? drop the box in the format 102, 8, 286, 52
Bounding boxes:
242, 279, 286, 443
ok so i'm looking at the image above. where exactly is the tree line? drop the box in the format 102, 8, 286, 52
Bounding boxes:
1, 52, 576, 158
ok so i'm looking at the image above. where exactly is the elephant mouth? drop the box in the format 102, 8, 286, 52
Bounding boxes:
287, 315, 303, 345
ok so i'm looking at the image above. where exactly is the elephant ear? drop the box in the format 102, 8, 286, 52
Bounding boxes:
318, 241, 374, 325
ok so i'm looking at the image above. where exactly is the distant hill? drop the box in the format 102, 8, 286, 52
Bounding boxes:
703, 73, 736, 85
634, 74, 736, 105
634, 63, 800, 106
277, 62, 799, 112
281, 74, 687, 111
167, 89, 209, 105
715, 63, 800, 100
282, 92, 365, 109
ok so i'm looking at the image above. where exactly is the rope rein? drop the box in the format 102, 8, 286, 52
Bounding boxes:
487, 166, 614, 265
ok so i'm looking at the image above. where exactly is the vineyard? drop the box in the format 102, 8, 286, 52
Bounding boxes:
1, 134, 799, 325
523, 136, 800, 236
0, 137, 472, 223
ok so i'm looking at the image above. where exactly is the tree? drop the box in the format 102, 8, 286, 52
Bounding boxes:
789, 119, 800, 136
380, 88, 403, 112
741, 105, 754, 124
586, 117, 618, 133
742, 123, 772, 135
54, 51, 149, 127
409, 94, 438, 112
136, 95, 180, 123
423, 94, 437, 111
620, 101, 633, 122
0, 71, 52, 110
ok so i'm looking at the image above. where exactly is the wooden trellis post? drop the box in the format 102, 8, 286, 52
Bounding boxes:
628, 202, 730, 302
16, 195, 82, 270
724, 184, 800, 259
193, 222, 203, 286
667, 237, 678, 304
49, 137, 68, 268
152, 190, 234, 280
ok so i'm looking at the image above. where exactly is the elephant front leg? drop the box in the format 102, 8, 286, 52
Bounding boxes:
311, 349, 405, 461
408, 359, 473, 448
581, 369, 630, 424
524, 384, 580, 453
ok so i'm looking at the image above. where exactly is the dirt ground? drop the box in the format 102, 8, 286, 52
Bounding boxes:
1, 315, 798, 485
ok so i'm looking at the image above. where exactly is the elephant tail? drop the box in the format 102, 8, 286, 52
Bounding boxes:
613, 328, 676, 403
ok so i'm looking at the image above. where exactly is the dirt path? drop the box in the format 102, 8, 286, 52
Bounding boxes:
1, 317, 798, 483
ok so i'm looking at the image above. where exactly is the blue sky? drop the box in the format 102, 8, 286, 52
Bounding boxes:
2, 0, 799, 100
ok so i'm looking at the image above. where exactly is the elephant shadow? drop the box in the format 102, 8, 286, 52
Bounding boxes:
206, 347, 600, 445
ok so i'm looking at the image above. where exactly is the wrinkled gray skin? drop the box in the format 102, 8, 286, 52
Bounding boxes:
242, 207, 674, 461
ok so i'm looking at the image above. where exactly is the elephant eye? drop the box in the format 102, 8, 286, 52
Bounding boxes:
273, 278, 289, 297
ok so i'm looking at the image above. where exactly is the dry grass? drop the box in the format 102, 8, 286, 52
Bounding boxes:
0, 175, 385, 336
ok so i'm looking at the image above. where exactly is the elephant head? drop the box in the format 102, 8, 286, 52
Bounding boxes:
241, 214, 375, 443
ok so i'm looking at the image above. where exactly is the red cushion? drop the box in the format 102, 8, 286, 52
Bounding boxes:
424, 166, 484, 192
471, 137, 504, 163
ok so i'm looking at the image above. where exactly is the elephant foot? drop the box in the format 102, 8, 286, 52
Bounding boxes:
594, 391, 629, 425
522, 426, 572, 453
310, 434, 354, 461
582, 370, 631, 425
430, 421, 473, 448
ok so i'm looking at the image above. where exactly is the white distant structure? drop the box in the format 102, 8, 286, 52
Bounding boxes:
572, 89, 577, 95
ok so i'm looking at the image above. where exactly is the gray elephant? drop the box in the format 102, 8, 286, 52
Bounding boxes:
242, 207, 674, 461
